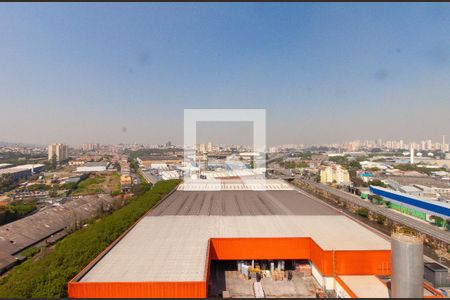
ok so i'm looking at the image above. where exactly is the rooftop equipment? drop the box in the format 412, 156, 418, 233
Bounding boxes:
424, 262, 449, 288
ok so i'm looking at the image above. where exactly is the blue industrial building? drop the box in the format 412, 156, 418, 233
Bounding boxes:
370, 186, 450, 219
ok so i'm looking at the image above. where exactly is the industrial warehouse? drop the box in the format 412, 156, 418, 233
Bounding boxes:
68, 180, 442, 298
370, 186, 450, 220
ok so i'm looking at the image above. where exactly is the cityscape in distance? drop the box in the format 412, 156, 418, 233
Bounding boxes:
0, 2, 450, 299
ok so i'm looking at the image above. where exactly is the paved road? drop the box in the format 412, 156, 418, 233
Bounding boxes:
287, 181, 449, 268
299, 178, 450, 245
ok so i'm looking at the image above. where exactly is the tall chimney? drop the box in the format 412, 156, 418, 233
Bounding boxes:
410, 145, 414, 165
391, 231, 424, 298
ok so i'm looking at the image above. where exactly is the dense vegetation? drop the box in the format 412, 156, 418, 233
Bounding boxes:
0, 174, 14, 193
0, 179, 180, 298
131, 182, 151, 196
328, 156, 363, 170
0, 200, 37, 225
25, 183, 52, 191
369, 179, 387, 188
281, 160, 309, 169
394, 163, 446, 175
19, 246, 40, 259
356, 208, 369, 218
128, 148, 182, 159
0, 152, 46, 165
287, 151, 312, 160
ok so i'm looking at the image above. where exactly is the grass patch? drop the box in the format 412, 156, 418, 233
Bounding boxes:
0, 201, 37, 226
0, 180, 180, 298
19, 246, 40, 258
72, 175, 105, 195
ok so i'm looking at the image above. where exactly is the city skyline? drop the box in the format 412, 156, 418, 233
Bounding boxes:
1, 3, 450, 145
1, 135, 450, 151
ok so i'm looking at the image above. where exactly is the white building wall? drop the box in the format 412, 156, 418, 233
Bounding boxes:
311, 263, 324, 288
335, 279, 352, 298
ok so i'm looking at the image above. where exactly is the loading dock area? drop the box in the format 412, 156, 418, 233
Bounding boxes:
208, 260, 322, 298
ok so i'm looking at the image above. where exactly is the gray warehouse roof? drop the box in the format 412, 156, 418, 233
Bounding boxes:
0, 194, 114, 272
149, 190, 339, 216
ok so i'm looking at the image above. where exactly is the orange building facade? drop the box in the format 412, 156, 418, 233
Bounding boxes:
68, 237, 391, 298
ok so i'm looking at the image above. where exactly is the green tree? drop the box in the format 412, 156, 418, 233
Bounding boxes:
0, 174, 14, 192
376, 215, 386, 225
356, 208, 369, 218
430, 215, 444, 227
132, 183, 151, 196
349, 160, 362, 170
372, 195, 384, 205
370, 179, 386, 188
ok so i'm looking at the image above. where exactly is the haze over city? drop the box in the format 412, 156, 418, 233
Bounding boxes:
1, 3, 450, 146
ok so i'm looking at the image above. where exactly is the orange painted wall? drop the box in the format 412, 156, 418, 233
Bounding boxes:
309, 239, 334, 275
69, 237, 391, 298
68, 281, 206, 298
209, 237, 311, 260
335, 250, 391, 276
210, 238, 390, 276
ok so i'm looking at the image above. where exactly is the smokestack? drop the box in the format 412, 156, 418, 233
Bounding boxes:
391, 231, 424, 298
410, 145, 414, 164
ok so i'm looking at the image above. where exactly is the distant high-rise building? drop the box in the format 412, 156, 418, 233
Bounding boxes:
435, 142, 441, 151
346, 140, 360, 151
198, 144, 206, 153
82, 143, 100, 151
377, 138, 383, 148
207, 142, 213, 152
48, 143, 68, 162
421, 140, 426, 151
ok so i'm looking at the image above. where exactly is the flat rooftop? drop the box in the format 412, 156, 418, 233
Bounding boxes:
177, 179, 293, 191
0, 164, 44, 175
79, 183, 390, 283
339, 275, 389, 298
80, 215, 390, 283
149, 190, 339, 216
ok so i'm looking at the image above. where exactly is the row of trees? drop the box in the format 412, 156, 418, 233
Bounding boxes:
328, 155, 363, 170
394, 163, 446, 175
281, 160, 309, 169
0, 179, 180, 298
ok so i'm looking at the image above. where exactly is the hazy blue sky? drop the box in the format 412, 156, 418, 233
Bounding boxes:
1, 3, 450, 146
